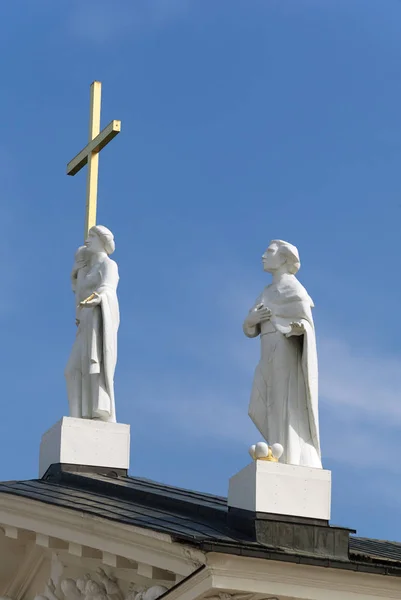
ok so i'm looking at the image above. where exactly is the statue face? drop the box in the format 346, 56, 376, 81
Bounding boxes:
262, 243, 284, 273
85, 230, 104, 254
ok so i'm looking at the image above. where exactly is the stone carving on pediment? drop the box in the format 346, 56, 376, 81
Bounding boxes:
95, 569, 123, 600
125, 582, 167, 600
61, 576, 108, 600
129, 586, 167, 600
34, 580, 61, 600
181, 548, 203, 569
36, 573, 168, 600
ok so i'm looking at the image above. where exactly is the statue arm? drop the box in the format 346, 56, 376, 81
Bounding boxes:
80, 261, 119, 308
243, 295, 266, 338
273, 302, 315, 339
243, 310, 261, 338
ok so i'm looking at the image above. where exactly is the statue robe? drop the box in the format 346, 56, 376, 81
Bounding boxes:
244, 273, 321, 468
65, 256, 119, 422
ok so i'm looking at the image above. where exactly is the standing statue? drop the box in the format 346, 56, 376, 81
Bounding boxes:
65, 225, 120, 423
243, 240, 321, 468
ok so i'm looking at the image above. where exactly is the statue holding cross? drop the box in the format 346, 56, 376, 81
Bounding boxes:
64, 82, 121, 423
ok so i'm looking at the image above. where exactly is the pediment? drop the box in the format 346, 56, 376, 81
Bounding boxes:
0, 493, 204, 600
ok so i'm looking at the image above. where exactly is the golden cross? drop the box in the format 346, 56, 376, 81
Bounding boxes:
67, 81, 121, 240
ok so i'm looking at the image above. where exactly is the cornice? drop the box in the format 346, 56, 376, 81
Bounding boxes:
0, 493, 206, 577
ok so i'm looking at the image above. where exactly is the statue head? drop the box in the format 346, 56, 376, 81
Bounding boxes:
262, 240, 300, 275
85, 225, 115, 255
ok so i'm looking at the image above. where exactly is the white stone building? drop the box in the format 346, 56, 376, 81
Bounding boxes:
0, 455, 400, 600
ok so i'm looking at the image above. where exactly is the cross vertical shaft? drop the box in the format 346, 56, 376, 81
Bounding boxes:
67, 81, 121, 241
85, 81, 102, 239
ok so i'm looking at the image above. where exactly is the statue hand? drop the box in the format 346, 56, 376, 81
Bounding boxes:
286, 321, 306, 337
79, 293, 101, 308
80, 298, 101, 308
246, 304, 272, 326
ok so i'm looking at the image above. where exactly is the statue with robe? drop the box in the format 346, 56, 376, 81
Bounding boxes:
243, 239, 321, 468
65, 225, 120, 423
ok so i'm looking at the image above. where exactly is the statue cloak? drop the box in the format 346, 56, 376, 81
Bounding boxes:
88, 259, 120, 421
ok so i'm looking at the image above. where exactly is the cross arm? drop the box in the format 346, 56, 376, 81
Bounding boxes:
67, 119, 121, 176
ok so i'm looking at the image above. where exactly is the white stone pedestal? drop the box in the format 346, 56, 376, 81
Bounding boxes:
228, 460, 331, 520
39, 417, 130, 478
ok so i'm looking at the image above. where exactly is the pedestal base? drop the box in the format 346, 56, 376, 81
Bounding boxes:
39, 417, 130, 478
228, 460, 331, 521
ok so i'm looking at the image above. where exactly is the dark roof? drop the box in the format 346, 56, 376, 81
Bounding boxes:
0, 464, 400, 577
350, 537, 401, 564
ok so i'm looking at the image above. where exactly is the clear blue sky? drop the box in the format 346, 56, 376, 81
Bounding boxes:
1, 0, 401, 542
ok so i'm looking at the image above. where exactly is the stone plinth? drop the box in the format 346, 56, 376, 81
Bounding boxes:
228, 460, 331, 521
39, 417, 130, 478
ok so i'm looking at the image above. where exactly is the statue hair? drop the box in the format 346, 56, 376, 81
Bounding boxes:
90, 225, 115, 255
271, 239, 300, 275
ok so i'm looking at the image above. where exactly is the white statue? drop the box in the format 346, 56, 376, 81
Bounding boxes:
65, 225, 120, 423
243, 240, 321, 469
